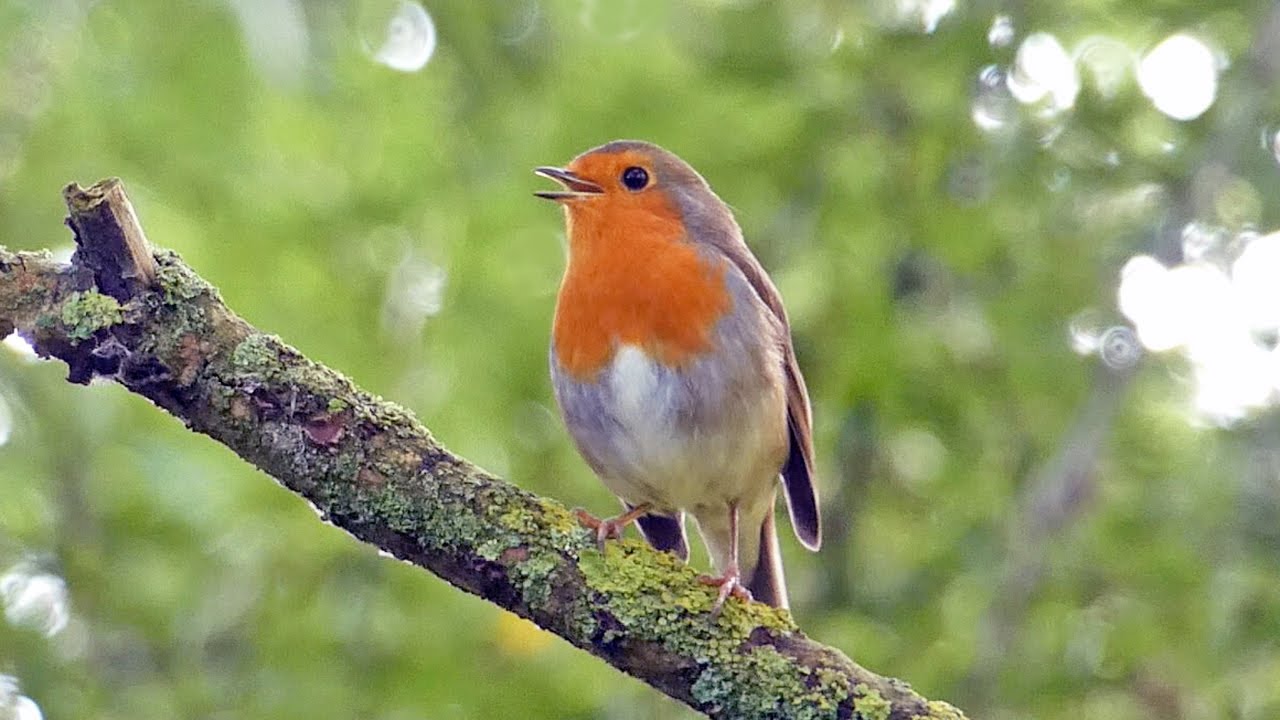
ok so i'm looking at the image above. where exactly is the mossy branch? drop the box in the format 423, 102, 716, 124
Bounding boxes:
0, 179, 966, 720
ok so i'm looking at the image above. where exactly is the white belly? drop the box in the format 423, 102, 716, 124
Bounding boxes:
586, 344, 787, 513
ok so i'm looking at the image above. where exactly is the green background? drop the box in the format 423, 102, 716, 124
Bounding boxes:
2, 1, 1279, 718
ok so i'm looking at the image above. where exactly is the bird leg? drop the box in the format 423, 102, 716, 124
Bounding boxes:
574, 503, 652, 550
697, 501, 752, 615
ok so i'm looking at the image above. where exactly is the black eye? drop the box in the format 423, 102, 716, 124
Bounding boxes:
621, 166, 649, 191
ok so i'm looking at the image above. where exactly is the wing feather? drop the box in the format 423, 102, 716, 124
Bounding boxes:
700, 228, 821, 551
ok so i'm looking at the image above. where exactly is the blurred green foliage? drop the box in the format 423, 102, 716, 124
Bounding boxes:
2, 1, 1280, 718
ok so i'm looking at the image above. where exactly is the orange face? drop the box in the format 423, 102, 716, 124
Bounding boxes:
535, 148, 683, 252
566, 149, 660, 196
536, 147, 732, 380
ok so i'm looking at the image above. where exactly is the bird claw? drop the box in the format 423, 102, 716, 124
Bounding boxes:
573, 504, 650, 551
573, 508, 620, 549
699, 571, 752, 616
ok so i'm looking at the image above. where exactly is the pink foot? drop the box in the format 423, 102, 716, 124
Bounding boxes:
699, 568, 752, 615
574, 504, 650, 550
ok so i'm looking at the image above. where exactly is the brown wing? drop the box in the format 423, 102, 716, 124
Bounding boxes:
707, 236, 821, 551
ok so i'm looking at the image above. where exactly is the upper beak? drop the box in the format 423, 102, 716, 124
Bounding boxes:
534, 166, 604, 201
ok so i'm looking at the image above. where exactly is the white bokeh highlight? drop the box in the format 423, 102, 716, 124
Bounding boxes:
3, 333, 37, 361
974, 30, 1227, 133
1137, 34, 1220, 121
1231, 233, 1280, 333
1117, 230, 1280, 424
987, 14, 1014, 48
0, 676, 42, 720
1007, 33, 1079, 115
367, 0, 437, 72
887, 0, 955, 34
0, 563, 70, 637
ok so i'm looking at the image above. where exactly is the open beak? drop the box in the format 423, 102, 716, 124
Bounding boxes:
534, 166, 604, 201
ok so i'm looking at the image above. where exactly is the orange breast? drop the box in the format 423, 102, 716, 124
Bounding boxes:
553, 199, 731, 380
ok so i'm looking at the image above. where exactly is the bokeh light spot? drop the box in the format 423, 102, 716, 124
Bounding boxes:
1232, 231, 1280, 333
2, 333, 36, 362
972, 65, 1017, 134
877, 0, 954, 34
987, 14, 1014, 49
1099, 326, 1142, 369
1068, 308, 1106, 355
1137, 34, 1219, 121
907, 0, 955, 34
1117, 230, 1280, 424
381, 250, 447, 340
1007, 32, 1079, 115
1180, 221, 1227, 262
0, 676, 43, 720
363, 0, 437, 72
1118, 255, 1177, 351
0, 563, 69, 637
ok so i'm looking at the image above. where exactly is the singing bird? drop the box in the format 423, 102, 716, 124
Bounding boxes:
535, 140, 820, 610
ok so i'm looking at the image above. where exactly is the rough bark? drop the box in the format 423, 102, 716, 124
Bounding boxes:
0, 179, 966, 720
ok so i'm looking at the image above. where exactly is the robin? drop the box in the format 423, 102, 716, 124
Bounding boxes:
534, 140, 820, 611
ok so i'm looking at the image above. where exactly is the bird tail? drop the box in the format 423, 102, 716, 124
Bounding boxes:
746, 508, 788, 609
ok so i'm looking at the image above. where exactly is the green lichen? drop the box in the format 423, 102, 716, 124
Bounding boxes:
574, 540, 920, 718
534, 498, 583, 548
423, 501, 484, 550
59, 290, 122, 341
230, 333, 281, 375
476, 536, 509, 562
689, 643, 858, 720
691, 646, 792, 717
481, 492, 583, 606
494, 497, 566, 536
511, 551, 560, 605
356, 483, 437, 538
408, 477, 515, 556
327, 397, 349, 413
852, 685, 891, 720
577, 543, 698, 642
153, 250, 217, 304
497, 504, 540, 536
579, 541, 794, 643
812, 666, 852, 710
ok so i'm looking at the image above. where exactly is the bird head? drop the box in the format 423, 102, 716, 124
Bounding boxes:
534, 141, 736, 249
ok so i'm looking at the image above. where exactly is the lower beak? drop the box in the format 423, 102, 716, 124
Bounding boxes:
534, 166, 604, 201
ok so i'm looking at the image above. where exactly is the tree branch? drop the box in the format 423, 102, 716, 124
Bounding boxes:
0, 179, 965, 720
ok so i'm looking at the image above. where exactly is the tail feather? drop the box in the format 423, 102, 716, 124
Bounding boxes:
632, 507, 689, 561
746, 509, 788, 609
